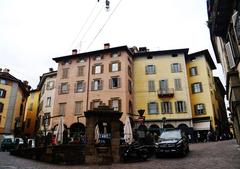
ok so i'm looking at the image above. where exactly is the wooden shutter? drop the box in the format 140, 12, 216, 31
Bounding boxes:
109, 63, 112, 72
100, 80, 103, 90
109, 79, 112, 89
147, 103, 150, 114
101, 65, 104, 73
118, 77, 121, 88
118, 99, 122, 111
91, 81, 94, 91
156, 102, 159, 113
183, 101, 186, 112
83, 82, 86, 92
92, 66, 95, 74
145, 66, 148, 74
118, 62, 121, 71
109, 100, 112, 108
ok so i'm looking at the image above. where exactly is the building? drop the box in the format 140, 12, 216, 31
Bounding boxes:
0, 68, 30, 138
23, 89, 40, 137
37, 69, 57, 135
207, 0, 240, 143
214, 77, 230, 138
187, 50, 218, 141
52, 44, 134, 136
134, 48, 194, 137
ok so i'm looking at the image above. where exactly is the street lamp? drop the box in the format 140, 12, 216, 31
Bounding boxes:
138, 109, 145, 125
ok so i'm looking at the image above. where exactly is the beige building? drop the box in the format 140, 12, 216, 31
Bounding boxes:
207, 0, 240, 143
37, 69, 57, 134
0, 68, 30, 138
52, 44, 134, 135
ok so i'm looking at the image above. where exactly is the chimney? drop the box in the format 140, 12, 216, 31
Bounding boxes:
72, 49, 78, 55
23, 80, 29, 86
3, 68, 10, 73
104, 43, 110, 49
49, 68, 53, 72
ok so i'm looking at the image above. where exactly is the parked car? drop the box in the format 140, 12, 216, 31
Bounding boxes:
122, 141, 149, 162
155, 129, 189, 157
1, 138, 16, 152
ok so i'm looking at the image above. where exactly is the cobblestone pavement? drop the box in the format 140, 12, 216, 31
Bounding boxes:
0, 140, 239, 169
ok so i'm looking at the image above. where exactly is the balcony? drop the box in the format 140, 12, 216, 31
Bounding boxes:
157, 88, 174, 98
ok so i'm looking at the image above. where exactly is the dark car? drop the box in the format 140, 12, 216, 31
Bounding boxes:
1, 138, 16, 152
155, 129, 189, 157
122, 141, 149, 162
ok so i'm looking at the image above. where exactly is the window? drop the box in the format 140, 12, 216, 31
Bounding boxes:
111, 52, 121, 58
46, 81, 54, 90
91, 79, 102, 91
77, 66, 84, 76
46, 97, 51, 107
59, 103, 66, 115
110, 77, 121, 89
41, 84, 45, 95
92, 64, 103, 74
44, 113, 51, 125
95, 55, 102, 61
148, 102, 159, 114
28, 103, 33, 111
174, 79, 182, 91
192, 82, 203, 93
59, 83, 69, 94
148, 80, 155, 92
128, 80, 133, 94
195, 104, 205, 115
62, 68, 69, 79
175, 101, 186, 113
75, 101, 83, 115
0, 89, 6, 98
190, 67, 198, 76
145, 65, 156, 74
0, 79, 7, 85
161, 102, 172, 113
0, 103, 3, 113
75, 81, 85, 92
109, 99, 121, 111
171, 63, 181, 73
160, 80, 168, 90
110, 62, 121, 72
91, 100, 102, 109
128, 66, 132, 77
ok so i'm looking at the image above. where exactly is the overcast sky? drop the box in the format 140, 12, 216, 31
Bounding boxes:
0, 0, 224, 89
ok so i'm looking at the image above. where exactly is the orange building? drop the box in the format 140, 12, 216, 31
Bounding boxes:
52, 44, 134, 135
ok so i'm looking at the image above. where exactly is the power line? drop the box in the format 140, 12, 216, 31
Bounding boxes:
79, 5, 105, 46
67, 2, 99, 51
86, 0, 123, 50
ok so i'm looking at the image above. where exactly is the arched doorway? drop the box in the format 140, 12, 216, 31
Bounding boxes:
164, 124, 175, 129
177, 123, 189, 135
70, 122, 85, 139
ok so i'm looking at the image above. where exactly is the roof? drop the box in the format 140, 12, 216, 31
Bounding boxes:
52, 45, 134, 62
37, 71, 57, 89
188, 49, 216, 70
134, 48, 189, 57
0, 72, 29, 96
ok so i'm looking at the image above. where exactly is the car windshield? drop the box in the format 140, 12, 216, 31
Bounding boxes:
160, 130, 181, 140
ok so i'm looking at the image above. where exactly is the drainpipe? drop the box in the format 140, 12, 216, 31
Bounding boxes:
86, 55, 91, 110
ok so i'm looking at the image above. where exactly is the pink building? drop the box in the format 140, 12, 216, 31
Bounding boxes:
52, 44, 134, 133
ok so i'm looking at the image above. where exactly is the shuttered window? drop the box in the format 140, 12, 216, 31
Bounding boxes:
148, 102, 159, 114
148, 80, 155, 92
161, 102, 172, 114
175, 101, 186, 113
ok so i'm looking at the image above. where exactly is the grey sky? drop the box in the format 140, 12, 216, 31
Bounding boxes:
0, 0, 224, 89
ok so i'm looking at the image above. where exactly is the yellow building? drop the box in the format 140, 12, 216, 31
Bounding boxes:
0, 68, 30, 138
134, 48, 193, 136
187, 50, 218, 140
24, 90, 40, 137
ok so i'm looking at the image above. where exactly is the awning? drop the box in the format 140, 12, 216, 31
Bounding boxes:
193, 121, 210, 131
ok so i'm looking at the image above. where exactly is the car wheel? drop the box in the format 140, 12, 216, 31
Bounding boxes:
141, 153, 148, 161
